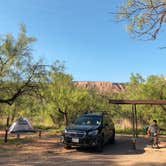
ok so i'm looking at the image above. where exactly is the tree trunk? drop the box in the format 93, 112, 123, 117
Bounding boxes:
11, 108, 16, 124
49, 114, 57, 125
4, 116, 10, 143
58, 108, 68, 126
64, 113, 68, 126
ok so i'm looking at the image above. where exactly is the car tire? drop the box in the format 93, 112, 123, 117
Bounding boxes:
109, 129, 115, 144
96, 136, 104, 152
64, 145, 72, 149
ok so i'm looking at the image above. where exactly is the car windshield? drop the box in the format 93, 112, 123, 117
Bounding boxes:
73, 116, 101, 126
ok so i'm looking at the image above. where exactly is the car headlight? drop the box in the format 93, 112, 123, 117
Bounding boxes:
64, 129, 68, 133
88, 130, 98, 136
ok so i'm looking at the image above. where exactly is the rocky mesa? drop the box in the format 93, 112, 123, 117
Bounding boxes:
74, 81, 125, 94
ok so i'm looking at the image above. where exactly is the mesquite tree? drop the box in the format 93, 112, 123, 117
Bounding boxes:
116, 0, 166, 40
0, 25, 44, 106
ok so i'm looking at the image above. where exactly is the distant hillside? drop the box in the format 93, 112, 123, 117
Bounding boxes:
74, 81, 125, 94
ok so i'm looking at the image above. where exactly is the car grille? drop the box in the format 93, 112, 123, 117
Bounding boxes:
66, 131, 86, 138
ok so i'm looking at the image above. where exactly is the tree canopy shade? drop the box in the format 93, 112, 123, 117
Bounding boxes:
0, 25, 45, 105
116, 0, 166, 40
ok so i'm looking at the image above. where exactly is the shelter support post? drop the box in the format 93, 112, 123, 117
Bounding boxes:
135, 106, 138, 138
132, 104, 137, 150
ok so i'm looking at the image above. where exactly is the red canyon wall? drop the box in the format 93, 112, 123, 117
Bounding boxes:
74, 81, 125, 94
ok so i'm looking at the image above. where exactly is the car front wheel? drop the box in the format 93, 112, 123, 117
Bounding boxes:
95, 136, 104, 152
64, 145, 72, 149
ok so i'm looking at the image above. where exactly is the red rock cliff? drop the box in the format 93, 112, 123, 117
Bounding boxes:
74, 81, 125, 94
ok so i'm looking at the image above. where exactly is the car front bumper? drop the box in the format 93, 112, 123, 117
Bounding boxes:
61, 135, 98, 147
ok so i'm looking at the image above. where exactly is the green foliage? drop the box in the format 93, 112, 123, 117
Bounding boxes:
44, 69, 111, 125
117, 73, 166, 127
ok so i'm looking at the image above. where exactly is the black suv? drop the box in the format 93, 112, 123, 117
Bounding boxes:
62, 113, 115, 152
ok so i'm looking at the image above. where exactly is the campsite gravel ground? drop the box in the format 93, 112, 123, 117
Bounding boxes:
0, 131, 166, 166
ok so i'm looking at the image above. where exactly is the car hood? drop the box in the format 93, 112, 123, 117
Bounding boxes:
66, 125, 99, 132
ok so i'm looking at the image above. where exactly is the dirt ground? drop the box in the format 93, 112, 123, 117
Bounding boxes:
0, 131, 166, 166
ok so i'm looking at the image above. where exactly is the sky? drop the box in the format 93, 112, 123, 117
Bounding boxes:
0, 0, 166, 82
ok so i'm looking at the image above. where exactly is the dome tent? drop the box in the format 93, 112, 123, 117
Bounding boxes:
8, 117, 36, 134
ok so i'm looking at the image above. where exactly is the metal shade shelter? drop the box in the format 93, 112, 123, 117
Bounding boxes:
109, 99, 166, 149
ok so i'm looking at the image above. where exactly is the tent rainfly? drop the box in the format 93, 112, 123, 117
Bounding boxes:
8, 117, 36, 134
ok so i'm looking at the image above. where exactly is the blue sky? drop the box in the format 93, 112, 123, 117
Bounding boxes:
0, 0, 166, 82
